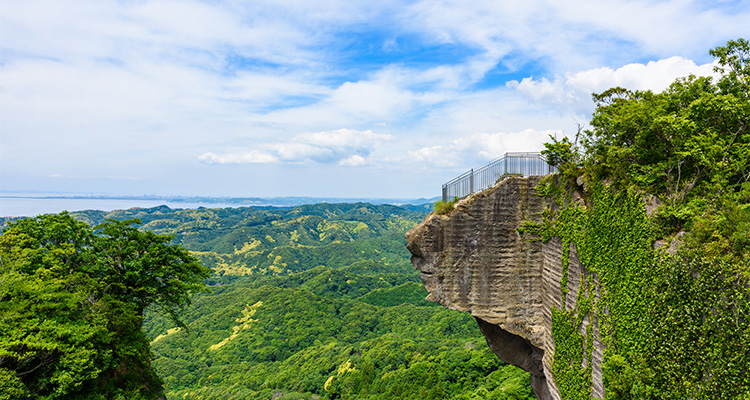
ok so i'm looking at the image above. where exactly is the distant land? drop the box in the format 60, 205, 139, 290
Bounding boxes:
0, 192, 440, 218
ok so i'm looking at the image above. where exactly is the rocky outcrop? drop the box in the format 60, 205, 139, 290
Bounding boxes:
406, 176, 604, 400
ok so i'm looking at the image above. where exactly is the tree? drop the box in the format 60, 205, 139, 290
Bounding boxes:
709, 38, 750, 97
541, 133, 581, 182
0, 212, 210, 399
582, 38, 750, 229
93, 218, 210, 323
543, 38, 750, 398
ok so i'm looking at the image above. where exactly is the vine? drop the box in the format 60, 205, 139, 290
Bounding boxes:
537, 39, 750, 399
560, 241, 570, 307
541, 179, 658, 399
540, 177, 750, 399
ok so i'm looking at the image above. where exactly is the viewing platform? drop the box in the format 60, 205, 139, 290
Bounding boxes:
441, 152, 556, 202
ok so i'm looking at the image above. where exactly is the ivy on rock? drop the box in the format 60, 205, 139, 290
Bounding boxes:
539, 38, 750, 399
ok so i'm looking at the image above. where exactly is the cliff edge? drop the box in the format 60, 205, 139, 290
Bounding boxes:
406, 176, 604, 400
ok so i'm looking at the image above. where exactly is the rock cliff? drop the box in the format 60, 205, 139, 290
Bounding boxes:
406, 176, 604, 400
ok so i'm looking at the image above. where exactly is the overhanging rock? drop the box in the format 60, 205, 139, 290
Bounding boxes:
406, 176, 604, 400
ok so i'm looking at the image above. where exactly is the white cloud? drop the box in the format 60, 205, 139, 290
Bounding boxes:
297, 129, 394, 149
256, 74, 440, 129
408, 145, 453, 167
564, 57, 719, 94
457, 130, 558, 160
198, 129, 393, 164
508, 57, 720, 114
1, 0, 746, 198
271, 142, 332, 161
407, 129, 559, 169
404, 0, 749, 77
339, 155, 367, 166
198, 151, 278, 164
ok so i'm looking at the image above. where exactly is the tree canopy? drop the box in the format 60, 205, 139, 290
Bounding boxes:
543, 38, 750, 262
540, 38, 750, 398
0, 204, 536, 399
0, 212, 210, 400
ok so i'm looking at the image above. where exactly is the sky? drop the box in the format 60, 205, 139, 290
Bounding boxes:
1, 0, 748, 199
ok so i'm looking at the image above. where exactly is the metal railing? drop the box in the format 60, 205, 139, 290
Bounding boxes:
441, 152, 556, 201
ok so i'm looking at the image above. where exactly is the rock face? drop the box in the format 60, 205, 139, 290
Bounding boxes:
406, 176, 604, 400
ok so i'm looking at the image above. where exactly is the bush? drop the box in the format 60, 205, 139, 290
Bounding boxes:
434, 197, 459, 215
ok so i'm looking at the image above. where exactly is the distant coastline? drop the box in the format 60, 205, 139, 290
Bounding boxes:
0, 192, 439, 218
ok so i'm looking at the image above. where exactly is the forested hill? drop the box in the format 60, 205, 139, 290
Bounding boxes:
70, 202, 431, 279
68, 202, 533, 399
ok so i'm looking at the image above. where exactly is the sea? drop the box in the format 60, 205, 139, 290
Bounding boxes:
0, 193, 243, 218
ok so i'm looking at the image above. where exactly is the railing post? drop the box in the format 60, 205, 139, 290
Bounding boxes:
470, 169, 474, 194
442, 185, 447, 202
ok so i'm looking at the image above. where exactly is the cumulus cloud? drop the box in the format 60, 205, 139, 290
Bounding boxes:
339, 155, 367, 166
404, 0, 748, 78
198, 151, 278, 164
198, 129, 393, 165
1, 0, 746, 197
407, 129, 559, 169
297, 129, 394, 149
507, 57, 720, 114
408, 145, 453, 167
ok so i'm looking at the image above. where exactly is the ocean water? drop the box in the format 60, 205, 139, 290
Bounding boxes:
0, 194, 242, 218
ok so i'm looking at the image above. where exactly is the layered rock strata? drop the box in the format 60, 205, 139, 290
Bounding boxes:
406, 176, 604, 400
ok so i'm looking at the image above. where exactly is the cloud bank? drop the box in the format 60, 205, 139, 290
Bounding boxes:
1, 0, 746, 197
198, 129, 393, 165
508, 56, 720, 114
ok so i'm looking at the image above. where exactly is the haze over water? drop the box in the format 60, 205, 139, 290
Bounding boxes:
0, 193, 241, 217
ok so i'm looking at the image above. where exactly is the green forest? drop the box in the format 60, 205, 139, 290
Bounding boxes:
1, 203, 534, 399
2, 38, 748, 400
539, 39, 749, 399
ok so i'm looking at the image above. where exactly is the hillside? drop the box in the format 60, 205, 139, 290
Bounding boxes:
64, 203, 536, 399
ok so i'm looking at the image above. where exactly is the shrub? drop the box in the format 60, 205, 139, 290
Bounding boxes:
434, 197, 460, 215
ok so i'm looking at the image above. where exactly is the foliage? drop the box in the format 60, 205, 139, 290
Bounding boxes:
62, 202, 427, 279
647, 254, 750, 398
539, 39, 750, 399
583, 40, 749, 224
709, 38, 750, 97
93, 218, 210, 323
146, 283, 534, 400
541, 134, 581, 182
109, 202, 537, 399
434, 197, 460, 215
545, 183, 657, 399
357, 282, 436, 307
0, 213, 210, 399
1, 202, 535, 398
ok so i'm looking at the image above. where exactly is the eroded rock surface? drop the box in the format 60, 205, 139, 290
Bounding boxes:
406, 176, 604, 400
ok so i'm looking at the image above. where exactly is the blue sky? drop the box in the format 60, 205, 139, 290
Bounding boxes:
1, 0, 748, 199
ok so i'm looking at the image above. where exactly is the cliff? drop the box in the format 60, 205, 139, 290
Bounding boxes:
406, 176, 603, 400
